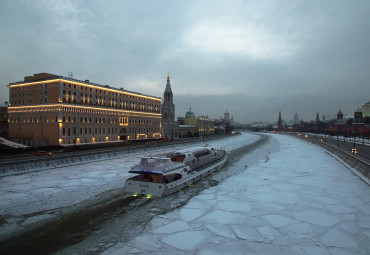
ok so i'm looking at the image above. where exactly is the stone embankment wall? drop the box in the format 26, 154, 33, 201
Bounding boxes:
296, 135, 370, 184
0, 136, 227, 177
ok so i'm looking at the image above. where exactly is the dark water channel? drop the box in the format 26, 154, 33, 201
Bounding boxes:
0, 134, 270, 255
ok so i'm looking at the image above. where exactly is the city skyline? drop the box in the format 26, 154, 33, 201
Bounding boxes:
1, 0, 370, 122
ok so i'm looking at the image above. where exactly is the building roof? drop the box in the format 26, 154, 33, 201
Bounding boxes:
185, 108, 195, 117
9, 73, 161, 100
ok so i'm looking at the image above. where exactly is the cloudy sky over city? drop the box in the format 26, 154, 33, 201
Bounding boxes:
1, 0, 369, 122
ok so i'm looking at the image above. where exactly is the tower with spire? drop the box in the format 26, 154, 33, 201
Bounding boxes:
315, 112, 320, 124
161, 73, 178, 140
277, 111, 282, 131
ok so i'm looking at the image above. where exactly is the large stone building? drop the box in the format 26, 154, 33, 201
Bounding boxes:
362, 100, 370, 118
184, 108, 214, 136
161, 74, 178, 140
8, 73, 162, 146
220, 110, 234, 125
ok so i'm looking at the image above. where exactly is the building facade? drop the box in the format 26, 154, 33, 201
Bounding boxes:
178, 124, 197, 138
184, 108, 214, 136
161, 74, 178, 140
362, 100, 370, 118
0, 103, 8, 138
8, 73, 162, 146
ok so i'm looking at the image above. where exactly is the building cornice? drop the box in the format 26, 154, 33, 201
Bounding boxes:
9, 77, 161, 101
8, 104, 162, 118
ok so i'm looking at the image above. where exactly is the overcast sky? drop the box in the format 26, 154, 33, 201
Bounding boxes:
1, 0, 369, 123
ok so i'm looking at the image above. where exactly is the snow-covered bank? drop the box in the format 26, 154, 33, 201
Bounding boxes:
0, 133, 260, 240
98, 134, 370, 255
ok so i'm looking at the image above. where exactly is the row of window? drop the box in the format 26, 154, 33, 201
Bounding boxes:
62, 97, 160, 112
62, 83, 158, 102
63, 90, 158, 107
9, 114, 158, 126
10, 97, 160, 114
62, 137, 118, 145
62, 126, 158, 136
10, 83, 49, 91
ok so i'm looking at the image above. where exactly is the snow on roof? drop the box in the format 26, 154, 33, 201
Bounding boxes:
0, 137, 29, 149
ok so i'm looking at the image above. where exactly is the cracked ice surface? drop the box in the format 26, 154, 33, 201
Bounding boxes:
103, 134, 370, 254
0, 133, 259, 238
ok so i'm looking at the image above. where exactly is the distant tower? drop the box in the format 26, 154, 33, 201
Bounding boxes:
337, 109, 343, 120
161, 73, 176, 140
353, 107, 364, 125
315, 112, 320, 123
293, 112, 299, 125
278, 111, 282, 131
336, 109, 345, 125
224, 110, 230, 122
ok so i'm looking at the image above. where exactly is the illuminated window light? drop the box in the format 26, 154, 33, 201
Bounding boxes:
8, 105, 161, 117
9, 79, 161, 101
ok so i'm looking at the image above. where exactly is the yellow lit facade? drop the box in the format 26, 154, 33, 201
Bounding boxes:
8, 73, 162, 146
184, 108, 214, 136
362, 100, 370, 118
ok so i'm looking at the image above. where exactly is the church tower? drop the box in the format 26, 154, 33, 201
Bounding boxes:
277, 111, 282, 131
161, 74, 177, 140
315, 112, 320, 123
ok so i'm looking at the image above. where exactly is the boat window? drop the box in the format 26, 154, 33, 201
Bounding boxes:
194, 149, 210, 158
171, 154, 186, 162
140, 157, 171, 167
132, 174, 163, 183
163, 173, 182, 183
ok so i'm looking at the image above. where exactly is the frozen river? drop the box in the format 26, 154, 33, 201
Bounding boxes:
0, 133, 261, 242
1, 133, 369, 254
59, 133, 369, 255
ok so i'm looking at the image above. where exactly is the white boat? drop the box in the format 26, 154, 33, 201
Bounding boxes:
125, 146, 227, 197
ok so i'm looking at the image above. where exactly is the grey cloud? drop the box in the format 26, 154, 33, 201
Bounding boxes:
1, 0, 369, 122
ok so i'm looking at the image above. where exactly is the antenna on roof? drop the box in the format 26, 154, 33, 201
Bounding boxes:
68, 72, 73, 79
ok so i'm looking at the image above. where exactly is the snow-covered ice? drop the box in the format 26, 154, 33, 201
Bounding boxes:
2, 132, 370, 254
98, 134, 370, 255
0, 133, 259, 239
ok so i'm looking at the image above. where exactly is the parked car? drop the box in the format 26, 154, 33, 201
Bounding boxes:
36, 151, 52, 156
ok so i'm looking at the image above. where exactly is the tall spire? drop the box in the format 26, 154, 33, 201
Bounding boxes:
165, 73, 172, 93
161, 73, 176, 140
315, 112, 320, 123
163, 73, 173, 103
278, 111, 282, 131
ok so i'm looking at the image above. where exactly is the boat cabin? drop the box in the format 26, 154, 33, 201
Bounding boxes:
128, 171, 182, 184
